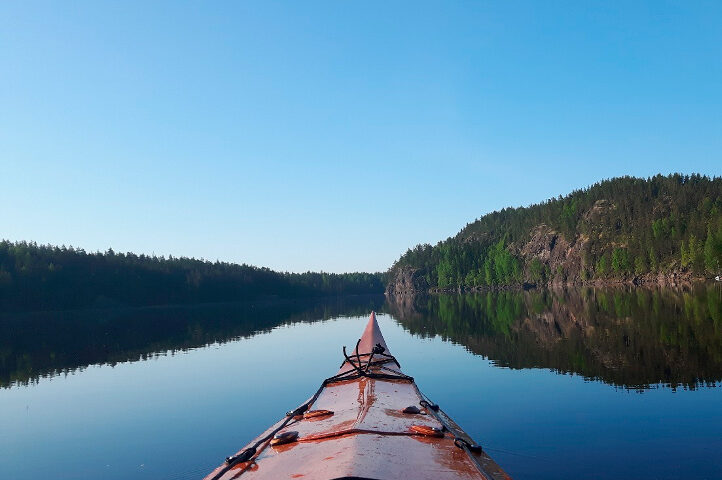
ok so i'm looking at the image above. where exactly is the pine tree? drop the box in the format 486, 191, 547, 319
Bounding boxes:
681, 241, 689, 268
689, 234, 704, 273
649, 246, 658, 272
704, 227, 716, 272
612, 248, 630, 274
596, 254, 609, 276
634, 255, 647, 275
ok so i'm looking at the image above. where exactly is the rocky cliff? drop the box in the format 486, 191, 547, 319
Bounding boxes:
384, 266, 429, 295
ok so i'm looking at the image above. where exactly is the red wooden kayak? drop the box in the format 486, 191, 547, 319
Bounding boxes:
204, 312, 511, 480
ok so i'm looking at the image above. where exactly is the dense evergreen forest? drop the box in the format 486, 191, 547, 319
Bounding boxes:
0, 241, 384, 311
389, 174, 722, 292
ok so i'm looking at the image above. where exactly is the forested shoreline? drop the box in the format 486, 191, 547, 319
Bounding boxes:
0, 241, 384, 312
5, 174, 722, 311
388, 174, 722, 294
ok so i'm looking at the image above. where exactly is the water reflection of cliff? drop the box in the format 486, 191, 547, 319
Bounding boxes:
0, 295, 385, 388
385, 286, 722, 390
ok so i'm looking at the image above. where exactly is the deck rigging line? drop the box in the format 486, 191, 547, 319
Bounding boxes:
210, 340, 500, 480
209, 343, 412, 480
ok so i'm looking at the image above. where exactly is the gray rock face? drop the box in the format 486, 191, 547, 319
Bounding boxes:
516, 224, 585, 285
385, 267, 429, 295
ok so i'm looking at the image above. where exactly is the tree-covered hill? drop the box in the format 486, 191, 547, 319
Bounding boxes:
0, 241, 384, 311
388, 174, 722, 293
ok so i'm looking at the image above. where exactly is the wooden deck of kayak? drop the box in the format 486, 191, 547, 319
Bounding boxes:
204, 312, 511, 480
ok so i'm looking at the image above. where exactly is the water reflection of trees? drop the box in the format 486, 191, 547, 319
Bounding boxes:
0, 295, 385, 388
385, 286, 722, 390
5, 288, 721, 391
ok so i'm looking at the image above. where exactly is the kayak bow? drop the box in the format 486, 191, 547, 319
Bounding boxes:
204, 312, 511, 480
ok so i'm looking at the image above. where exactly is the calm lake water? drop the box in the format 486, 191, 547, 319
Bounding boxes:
2, 287, 722, 479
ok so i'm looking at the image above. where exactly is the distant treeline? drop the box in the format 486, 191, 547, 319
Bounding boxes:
390, 174, 722, 289
0, 241, 385, 311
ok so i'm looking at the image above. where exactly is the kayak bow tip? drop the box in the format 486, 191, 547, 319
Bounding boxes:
357, 310, 388, 355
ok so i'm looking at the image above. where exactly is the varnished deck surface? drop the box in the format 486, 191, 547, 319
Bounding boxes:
204, 313, 511, 480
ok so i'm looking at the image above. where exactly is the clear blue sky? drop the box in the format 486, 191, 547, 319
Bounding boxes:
1, 1, 720, 273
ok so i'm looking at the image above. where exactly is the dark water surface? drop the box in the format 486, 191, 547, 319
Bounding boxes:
2, 287, 722, 479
